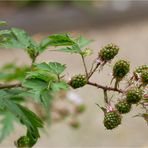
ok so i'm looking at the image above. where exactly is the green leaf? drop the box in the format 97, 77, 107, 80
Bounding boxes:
0, 28, 29, 48
17, 104, 43, 128
34, 62, 50, 71
48, 62, 66, 75
0, 91, 43, 140
11, 28, 32, 48
75, 36, 92, 48
0, 112, 15, 142
0, 64, 30, 82
4, 88, 25, 103
40, 89, 53, 112
58, 44, 81, 54
57, 36, 92, 54
34, 62, 66, 76
0, 28, 38, 56
48, 34, 75, 46
22, 79, 48, 90
26, 70, 51, 82
39, 34, 75, 52
51, 81, 69, 92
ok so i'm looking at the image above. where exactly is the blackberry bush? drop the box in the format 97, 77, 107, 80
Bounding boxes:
0, 21, 147, 147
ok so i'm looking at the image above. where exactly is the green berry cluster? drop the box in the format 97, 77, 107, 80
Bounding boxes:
141, 70, 148, 85
126, 87, 143, 104
70, 74, 87, 89
104, 111, 121, 130
17, 136, 30, 148
115, 100, 131, 114
113, 60, 130, 80
99, 43, 119, 61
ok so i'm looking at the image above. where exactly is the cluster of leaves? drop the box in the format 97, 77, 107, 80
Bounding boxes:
0, 21, 92, 147
0, 21, 147, 147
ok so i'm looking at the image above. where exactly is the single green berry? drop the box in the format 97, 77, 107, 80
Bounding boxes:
17, 136, 30, 148
115, 100, 131, 114
126, 87, 143, 104
141, 70, 148, 85
135, 65, 148, 74
70, 74, 87, 89
99, 43, 119, 61
113, 60, 130, 80
104, 111, 121, 130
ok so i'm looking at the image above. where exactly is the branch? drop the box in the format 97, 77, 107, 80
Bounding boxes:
88, 62, 101, 79
81, 55, 88, 77
0, 83, 22, 89
87, 81, 124, 93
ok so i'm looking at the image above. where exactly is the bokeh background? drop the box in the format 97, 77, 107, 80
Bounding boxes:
0, 1, 148, 148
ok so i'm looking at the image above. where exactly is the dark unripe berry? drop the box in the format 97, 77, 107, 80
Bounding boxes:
115, 100, 131, 114
70, 74, 87, 89
99, 43, 119, 61
17, 136, 30, 148
113, 60, 130, 80
104, 111, 121, 130
126, 87, 143, 104
141, 70, 148, 85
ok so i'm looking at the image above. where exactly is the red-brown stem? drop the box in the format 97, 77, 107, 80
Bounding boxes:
87, 81, 124, 93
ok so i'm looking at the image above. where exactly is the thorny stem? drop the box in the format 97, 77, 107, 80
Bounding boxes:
87, 81, 124, 93
0, 81, 124, 93
81, 55, 89, 78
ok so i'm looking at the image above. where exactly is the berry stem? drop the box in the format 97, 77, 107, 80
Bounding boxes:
87, 81, 124, 93
88, 62, 101, 80
81, 55, 89, 78
103, 90, 109, 104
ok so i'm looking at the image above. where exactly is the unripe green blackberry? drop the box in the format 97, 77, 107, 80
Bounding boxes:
115, 100, 131, 114
126, 87, 143, 104
113, 60, 130, 80
17, 136, 30, 148
104, 111, 121, 130
99, 43, 119, 61
135, 65, 148, 74
70, 74, 87, 89
141, 70, 148, 85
